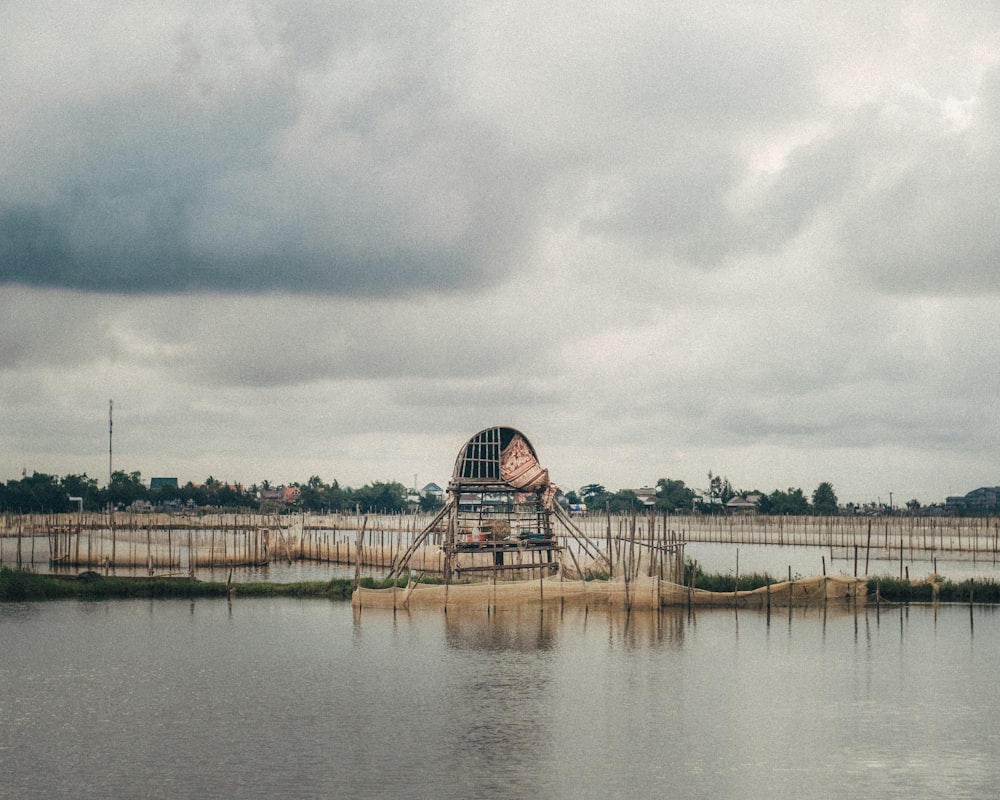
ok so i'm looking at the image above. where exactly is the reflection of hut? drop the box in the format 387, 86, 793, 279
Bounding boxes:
391, 426, 605, 581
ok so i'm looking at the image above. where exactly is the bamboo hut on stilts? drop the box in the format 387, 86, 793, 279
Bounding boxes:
388, 426, 607, 585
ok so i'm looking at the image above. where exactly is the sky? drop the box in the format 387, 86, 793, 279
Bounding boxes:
2, 1, 999, 506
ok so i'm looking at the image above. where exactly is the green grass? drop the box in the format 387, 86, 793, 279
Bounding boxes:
869, 575, 1000, 604
0, 566, 367, 602
0, 567, 453, 602
6, 564, 1000, 605
682, 560, 778, 592
678, 561, 1000, 604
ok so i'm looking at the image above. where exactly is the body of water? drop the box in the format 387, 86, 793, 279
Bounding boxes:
2, 597, 998, 799
685, 541, 1000, 583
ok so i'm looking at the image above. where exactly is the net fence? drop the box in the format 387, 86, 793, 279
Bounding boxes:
353, 574, 867, 612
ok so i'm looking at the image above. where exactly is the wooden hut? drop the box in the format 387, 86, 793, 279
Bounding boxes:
390, 426, 604, 581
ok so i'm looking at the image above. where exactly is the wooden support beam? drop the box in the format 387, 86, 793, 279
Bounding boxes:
387, 500, 451, 580
456, 562, 560, 574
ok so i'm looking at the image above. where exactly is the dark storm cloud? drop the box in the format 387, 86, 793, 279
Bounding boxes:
0, 121, 533, 296
0, 2, 540, 296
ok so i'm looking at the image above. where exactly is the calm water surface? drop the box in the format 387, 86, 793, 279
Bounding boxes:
2, 598, 998, 800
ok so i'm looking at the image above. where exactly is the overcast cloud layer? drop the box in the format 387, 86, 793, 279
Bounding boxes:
2, 1, 998, 504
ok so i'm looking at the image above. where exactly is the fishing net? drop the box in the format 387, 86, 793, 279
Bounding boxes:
353, 574, 867, 612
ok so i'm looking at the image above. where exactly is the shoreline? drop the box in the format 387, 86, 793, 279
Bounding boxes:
2, 566, 995, 606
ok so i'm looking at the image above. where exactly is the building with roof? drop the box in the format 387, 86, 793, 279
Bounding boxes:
945, 486, 1000, 513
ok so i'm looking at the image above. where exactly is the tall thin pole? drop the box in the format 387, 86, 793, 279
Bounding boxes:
108, 399, 113, 484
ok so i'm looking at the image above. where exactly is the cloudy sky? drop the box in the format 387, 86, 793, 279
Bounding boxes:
2, 1, 998, 505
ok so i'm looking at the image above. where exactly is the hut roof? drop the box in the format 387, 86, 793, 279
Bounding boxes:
451, 426, 538, 485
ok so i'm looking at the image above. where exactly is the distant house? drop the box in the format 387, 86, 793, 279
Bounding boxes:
421, 482, 445, 500
635, 487, 658, 509
945, 487, 1000, 513
258, 486, 301, 505
725, 494, 762, 514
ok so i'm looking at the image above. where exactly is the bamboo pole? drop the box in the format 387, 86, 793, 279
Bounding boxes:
864, 521, 871, 576
353, 516, 368, 591
734, 548, 740, 606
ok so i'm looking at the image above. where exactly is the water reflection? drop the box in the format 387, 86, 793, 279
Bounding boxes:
444, 608, 557, 652
437, 605, 701, 653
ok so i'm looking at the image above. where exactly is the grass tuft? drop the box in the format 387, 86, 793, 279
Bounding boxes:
682, 560, 777, 592
870, 575, 1000, 604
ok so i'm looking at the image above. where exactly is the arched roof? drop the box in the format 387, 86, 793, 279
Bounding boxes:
451, 426, 539, 485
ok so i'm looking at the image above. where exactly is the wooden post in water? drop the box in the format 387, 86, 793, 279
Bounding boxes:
538, 548, 545, 605
605, 505, 613, 579
656, 524, 663, 608
864, 521, 872, 576
353, 516, 367, 591
734, 548, 740, 607
623, 512, 635, 612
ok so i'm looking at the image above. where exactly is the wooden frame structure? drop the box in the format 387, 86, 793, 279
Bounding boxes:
390, 426, 606, 581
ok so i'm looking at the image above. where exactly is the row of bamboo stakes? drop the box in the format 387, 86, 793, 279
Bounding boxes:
1, 511, 997, 580
637, 512, 1000, 555
0, 511, 505, 577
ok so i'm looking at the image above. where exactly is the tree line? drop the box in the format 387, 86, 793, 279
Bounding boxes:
566, 474, 840, 516
0, 471, 439, 514
1, 468, 847, 516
